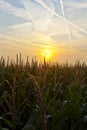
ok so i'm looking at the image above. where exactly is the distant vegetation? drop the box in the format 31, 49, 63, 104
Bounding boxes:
0, 54, 87, 130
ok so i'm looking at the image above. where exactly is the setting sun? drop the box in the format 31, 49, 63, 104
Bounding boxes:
41, 49, 53, 60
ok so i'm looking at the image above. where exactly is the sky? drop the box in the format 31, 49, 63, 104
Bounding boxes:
0, 0, 87, 63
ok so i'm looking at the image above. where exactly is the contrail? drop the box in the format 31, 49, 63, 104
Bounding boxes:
35, 0, 87, 35
60, 0, 73, 49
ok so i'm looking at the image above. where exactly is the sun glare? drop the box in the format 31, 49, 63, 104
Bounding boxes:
41, 49, 53, 60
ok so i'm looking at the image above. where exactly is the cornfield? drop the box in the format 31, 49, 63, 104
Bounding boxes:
0, 54, 87, 130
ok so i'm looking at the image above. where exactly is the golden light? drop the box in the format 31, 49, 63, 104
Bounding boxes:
41, 49, 53, 60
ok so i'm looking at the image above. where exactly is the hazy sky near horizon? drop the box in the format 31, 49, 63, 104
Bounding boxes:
0, 0, 87, 63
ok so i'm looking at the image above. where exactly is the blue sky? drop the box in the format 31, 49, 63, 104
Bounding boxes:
0, 0, 87, 62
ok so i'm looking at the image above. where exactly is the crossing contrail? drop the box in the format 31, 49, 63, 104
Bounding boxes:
60, 0, 73, 49
35, 0, 87, 35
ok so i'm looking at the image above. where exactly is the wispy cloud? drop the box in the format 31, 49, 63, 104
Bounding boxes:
0, 0, 87, 56
67, 1, 87, 9
21, 0, 54, 32
0, 0, 27, 19
1, 0, 87, 35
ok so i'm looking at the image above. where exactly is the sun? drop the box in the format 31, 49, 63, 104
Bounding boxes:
41, 49, 53, 60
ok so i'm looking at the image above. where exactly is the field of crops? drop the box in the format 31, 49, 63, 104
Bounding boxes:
0, 54, 87, 130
